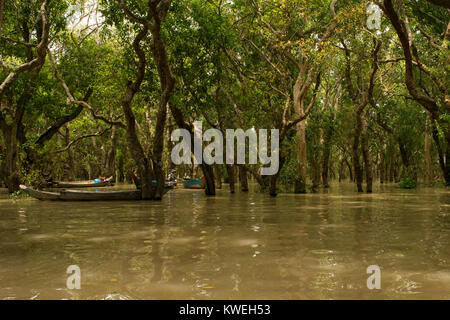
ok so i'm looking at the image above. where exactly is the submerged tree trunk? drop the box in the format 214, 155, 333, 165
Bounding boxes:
311, 152, 321, 193
379, 143, 386, 184
269, 156, 286, 197
239, 165, 249, 192
150, 15, 175, 199
424, 113, 433, 184
322, 127, 333, 188
215, 164, 222, 189
169, 103, 216, 196
118, 1, 176, 199
121, 26, 155, 199
117, 148, 125, 183
226, 164, 235, 194
294, 118, 307, 193
1, 98, 26, 193
199, 163, 216, 195
4, 129, 20, 193
344, 157, 353, 182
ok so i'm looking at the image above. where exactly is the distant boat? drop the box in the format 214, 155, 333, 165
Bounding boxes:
44, 176, 114, 188
131, 173, 176, 188
183, 177, 205, 189
20, 184, 172, 201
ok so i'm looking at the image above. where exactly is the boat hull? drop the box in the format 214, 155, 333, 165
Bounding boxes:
183, 178, 205, 189
20, 185, 172, 201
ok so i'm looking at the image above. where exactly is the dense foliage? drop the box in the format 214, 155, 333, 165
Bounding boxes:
0, 0, 448, 198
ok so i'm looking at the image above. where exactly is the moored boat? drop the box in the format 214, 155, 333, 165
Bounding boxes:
20, 184, 172, 201
183, 177, 205, 189
44, 176, 114, 188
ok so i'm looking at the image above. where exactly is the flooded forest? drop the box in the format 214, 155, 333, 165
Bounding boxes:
0, 0, 449, 300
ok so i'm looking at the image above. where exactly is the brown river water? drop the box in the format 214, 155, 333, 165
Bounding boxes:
0, 183, 449, 300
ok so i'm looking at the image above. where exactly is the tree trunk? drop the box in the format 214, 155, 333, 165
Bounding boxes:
345, 158, 353, 182
106, 125, 118, 179
4, 130, 20, 193
380, 143, 386, 184
352, 112, 364, 192
322, 127, 332, 188
117, 148, 124, 183
152, 101, 169, 200
311, 154, 321, 193
444, 130, 450, 186
424, 113, 433, 184
338, 155, 344, 182
269, 156, 286, 197
226, 164, 235, 194
294, 119, 307, 193
215, 164, 222, 189
361, 117, 372, 193
239, 165, 249, 192
150, 19, 175, 199
65, 126, 76, 181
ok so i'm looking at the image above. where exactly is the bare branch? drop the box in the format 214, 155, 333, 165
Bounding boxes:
0, 35, 37, 47
53, 127, 112, 154
47, 48, 126, 129
286, 72, 322, 130
117, 0, 149, 25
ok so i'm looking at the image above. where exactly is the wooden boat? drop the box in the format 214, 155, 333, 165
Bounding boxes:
44, 176, 114, 188
131, 173, 176, 189
183, 177, 205, 189
20, 184, 172, 201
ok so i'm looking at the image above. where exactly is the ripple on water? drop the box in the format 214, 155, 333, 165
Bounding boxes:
0, 183, 449, 299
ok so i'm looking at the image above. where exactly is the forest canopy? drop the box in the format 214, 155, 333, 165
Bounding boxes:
0, 0, 449, 199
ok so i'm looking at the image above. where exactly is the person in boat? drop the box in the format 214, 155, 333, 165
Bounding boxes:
168, 170, 176, 181
92, 177, 105, 184
131, 172, 141, 189
132, 173, 175, 189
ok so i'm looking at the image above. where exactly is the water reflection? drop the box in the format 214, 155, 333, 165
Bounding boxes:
0, 184, 449, 299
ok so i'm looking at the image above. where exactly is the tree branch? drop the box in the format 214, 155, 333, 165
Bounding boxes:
0, 0, 51, 100
53, 127, 111, 154
47, 48, 126, 129
382, 0, 440, 119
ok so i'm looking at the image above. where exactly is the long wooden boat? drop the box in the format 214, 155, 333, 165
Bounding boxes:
183, 177, 205, 189
44, 176, 114, 188
20, 184, 172, 201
